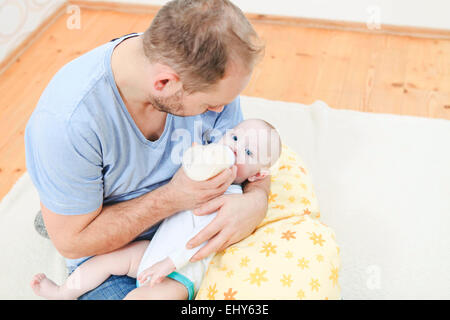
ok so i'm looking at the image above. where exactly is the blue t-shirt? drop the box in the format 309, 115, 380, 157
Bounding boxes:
25, 34, 243, 269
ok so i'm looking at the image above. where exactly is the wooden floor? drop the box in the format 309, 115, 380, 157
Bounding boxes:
0, 6, 450, 199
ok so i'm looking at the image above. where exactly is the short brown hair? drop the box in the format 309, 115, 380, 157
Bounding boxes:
143, 0, 264, 93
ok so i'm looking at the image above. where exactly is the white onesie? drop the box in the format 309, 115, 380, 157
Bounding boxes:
136, 184, 243, 299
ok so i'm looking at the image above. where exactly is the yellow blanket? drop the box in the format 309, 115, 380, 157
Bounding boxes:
196, 145, 341, 300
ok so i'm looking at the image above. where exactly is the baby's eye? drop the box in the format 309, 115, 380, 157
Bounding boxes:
232, 135, 238, 141
245, 148, 253, 156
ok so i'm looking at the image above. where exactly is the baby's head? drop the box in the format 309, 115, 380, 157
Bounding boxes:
219, 119, 282, 184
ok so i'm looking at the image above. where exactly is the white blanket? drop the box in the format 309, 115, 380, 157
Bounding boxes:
242, 96, 450, 299
0, 173, 67, 300
1, 96, 449, 299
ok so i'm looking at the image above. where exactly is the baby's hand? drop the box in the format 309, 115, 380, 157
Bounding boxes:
137, 257, 176, 287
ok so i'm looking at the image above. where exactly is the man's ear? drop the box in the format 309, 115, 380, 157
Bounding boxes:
248, 168, 270, 182
153, 70, 181, 92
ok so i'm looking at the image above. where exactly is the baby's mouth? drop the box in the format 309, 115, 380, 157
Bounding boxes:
223, 142, 237, 156
231, 148, 238, 160
225, 145, 238, 163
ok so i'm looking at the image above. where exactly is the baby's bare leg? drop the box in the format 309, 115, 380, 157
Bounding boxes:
124, 277, 188, 300
31, 240, 149, 300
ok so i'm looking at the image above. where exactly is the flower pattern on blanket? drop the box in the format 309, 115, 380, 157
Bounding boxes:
195, 145, 341, 300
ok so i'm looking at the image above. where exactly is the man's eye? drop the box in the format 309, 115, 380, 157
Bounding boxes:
232, 135, 238, 141
245, 148, 253, 156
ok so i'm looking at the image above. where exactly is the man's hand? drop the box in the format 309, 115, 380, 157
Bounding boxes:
186, 177, 270, 262
137, 257, 176, 287
167, 165, 237, 212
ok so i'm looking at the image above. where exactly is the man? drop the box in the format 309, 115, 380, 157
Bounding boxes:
25, 0, 269, 300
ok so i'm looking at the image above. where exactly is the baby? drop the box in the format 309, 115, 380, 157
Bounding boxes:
31, 118, 282, 300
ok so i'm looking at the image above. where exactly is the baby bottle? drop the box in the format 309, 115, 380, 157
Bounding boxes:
182, 143, 236, 181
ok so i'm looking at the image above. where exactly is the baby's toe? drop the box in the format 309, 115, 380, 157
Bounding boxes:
31, 274, 45, 285
37, 273, 46, 281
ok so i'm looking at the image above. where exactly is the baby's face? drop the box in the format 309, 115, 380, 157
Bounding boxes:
219, 119, 281, 184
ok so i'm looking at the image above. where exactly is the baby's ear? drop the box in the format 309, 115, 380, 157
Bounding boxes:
248, 168, 270, 182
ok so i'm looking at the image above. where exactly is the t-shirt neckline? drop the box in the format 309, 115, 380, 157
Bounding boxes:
105, 33, 173, 148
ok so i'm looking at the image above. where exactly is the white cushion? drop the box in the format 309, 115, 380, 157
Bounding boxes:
1, 95, 449, 299
241, 95, 450, 299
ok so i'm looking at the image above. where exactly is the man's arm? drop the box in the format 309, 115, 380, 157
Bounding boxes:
186, 174, 270, 261
44, 166, 237, 259
42, 183, 176, 259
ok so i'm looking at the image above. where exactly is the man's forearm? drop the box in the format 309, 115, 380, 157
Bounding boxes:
243, 175, 270, 198
71, 183, 178, 258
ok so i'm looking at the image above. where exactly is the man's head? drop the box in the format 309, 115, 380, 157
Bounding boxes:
140, 0, 264, 116
219, 119, 282, 184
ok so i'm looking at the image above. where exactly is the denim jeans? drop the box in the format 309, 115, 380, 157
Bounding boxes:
70, 224, 160, 300
78, 275, 137, 300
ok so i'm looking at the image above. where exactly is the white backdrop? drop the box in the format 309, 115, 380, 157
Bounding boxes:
89, 0, 450, 30
1, 0, 450, 64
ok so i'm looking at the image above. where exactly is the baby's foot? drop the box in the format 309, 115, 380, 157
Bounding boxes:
31, 273, 64, 300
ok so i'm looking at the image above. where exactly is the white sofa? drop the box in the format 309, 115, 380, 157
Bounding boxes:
1, 96, 449, 299
242, 96, 450, 299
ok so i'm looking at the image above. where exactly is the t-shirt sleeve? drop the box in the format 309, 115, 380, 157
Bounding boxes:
25, 111, 103, 215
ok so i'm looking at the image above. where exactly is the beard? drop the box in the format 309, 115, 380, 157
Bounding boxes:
147, 88, 186, 116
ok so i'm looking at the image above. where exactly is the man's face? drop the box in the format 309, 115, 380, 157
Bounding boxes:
148, 63, 252, 117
